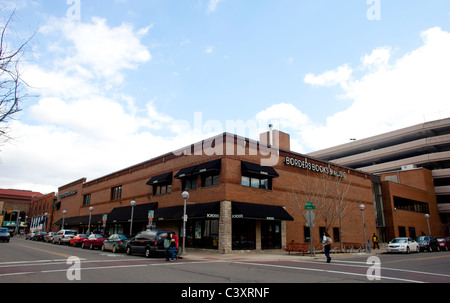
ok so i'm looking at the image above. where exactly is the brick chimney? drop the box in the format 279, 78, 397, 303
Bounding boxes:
259, 126, 291, 151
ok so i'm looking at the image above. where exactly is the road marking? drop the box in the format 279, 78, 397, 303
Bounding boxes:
15, 244, 74, 259
233, 261, 426, 283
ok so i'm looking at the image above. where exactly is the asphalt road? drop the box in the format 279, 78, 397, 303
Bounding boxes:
1, 237, 449, 287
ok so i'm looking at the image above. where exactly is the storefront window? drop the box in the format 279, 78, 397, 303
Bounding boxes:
261, 221, 281, 249
232, 219, 256, 250
186, 219, 219, 249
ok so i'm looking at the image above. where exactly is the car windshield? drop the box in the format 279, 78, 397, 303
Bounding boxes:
391, 238, 407, 244
118, 235, 128, 240
66, 231, 76, 235
416, 236, 429, 241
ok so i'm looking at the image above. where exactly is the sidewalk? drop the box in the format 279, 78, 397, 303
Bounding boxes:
181, 245, 387, 262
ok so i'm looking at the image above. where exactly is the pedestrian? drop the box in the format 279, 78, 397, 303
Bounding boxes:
372, 233, 380, 249
170, 232, 179, 262
323, 232, 332, 263
164, 233, 172, 261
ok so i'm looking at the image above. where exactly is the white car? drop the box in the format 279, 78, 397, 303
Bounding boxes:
387, 237, 420, 253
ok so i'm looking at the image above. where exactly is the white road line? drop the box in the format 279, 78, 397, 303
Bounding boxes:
233, 261, 426, 283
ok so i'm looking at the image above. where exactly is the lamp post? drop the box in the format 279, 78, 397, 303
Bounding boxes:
425, 214, 431, 235
130, 200, 136, 237
87, 206, 94, 234
359, 204, 367, 252
181, 191, 189, 255
62, 210, 67, 229
44, 212, 48, 232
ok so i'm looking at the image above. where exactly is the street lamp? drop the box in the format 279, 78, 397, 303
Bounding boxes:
44, 213, 48, 232
425, 214, 431, 235
88, 206, 94, 234
130, 200, 136, 237
359, 204, 367, 252
62, 210, 67, 229
181, 191, 189, 255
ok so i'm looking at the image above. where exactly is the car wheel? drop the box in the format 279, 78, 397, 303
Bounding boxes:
101, 244, 105, 251
112, 245, 117, 253
416, 246, 420, 253
436, 246, 440, 252
406, 246, 410, 254
145, 247, 151, 258
126, 246, 132, 255
90, 243, 94, 250
81, 242, 86, 249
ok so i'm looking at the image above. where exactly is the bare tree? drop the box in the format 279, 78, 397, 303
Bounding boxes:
290, 171, 355, 250
0, 10, 34, 146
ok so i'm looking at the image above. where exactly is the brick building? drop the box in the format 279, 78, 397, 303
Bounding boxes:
49, 130, 376, 253
0, 189, 43, 234
29, 192, 57, 232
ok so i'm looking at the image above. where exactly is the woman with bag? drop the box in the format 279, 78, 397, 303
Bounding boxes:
324, 232, 332, 263
164, 233, 171, 261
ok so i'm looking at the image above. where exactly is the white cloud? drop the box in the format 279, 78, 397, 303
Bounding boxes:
304, 64, 353, 88
206, 0, 223, 14
259, 27, 450, 153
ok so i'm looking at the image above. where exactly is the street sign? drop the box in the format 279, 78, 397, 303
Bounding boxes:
305, 210, 315, 227
304, 202, 315, 210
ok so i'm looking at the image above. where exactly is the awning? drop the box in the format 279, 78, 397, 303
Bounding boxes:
54, 214, 105, 226
146, 172, 173, 185
155, 202, 221, 221
241, 161, 279, 178
231, 202, 293, 221
174, 165, 197, 179
192, 159, 221, 175
108, 202, 158, 222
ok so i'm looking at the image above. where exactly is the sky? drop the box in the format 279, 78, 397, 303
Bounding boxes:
1, 0, 450, 194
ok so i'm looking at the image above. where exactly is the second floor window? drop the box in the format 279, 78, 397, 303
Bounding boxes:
111, 186, 122, 200
83, 194, 91, 206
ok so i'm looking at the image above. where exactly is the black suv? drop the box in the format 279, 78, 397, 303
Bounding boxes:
416, 235, 440, 252
126, 230, 178, 258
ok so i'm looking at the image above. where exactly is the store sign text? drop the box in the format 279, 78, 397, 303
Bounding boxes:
284, 157, 346, 179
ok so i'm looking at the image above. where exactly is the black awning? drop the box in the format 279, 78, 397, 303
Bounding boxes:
232, 202, 293, 221
192, 159, 221, 175
155, 202, 221, 221
241, 161, 279, 178
146, 172, 173, 185
174, 165, 197, 179
108, 202, 158, 222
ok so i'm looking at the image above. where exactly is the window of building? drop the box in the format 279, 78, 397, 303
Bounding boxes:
241, 175, 271, 190
261, 221, 281, 249
153, 184, 172, 196
202, 172, 220, 187
333, 227, 340, 243
398, 226, 407, 237
393, 196, 429, 214
408, 227, 416, 239
232, 219, 255, 250
304, 226, 311, 243
83, 194, 91, 206
182, 177, 197, 191
111, 186, 122, 200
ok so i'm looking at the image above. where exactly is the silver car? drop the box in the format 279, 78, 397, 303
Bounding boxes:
0, 228, 11, 243
52, 229, 76, 245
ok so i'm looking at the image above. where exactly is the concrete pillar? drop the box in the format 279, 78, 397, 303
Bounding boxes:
219, 200, 232, 254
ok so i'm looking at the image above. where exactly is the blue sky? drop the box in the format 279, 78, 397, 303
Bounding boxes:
1, 0, 450, 194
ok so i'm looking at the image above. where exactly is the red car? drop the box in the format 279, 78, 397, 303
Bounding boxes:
70, 234, 88, 247
437, 237, 450, 251
82, 234, 105, 250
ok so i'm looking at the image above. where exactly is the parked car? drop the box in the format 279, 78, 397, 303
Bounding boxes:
0, 228, 10, 243
69, 234, 88, 247
32, 231, 47, 241
437, 237, 450, 251
82, 234, 105, 250
25, 231, 37, 240
387, 237, 420, 253
52, 229, 77, 245
126, 230, 177, 258
44, 232, 57, 243
102, 234, 130, 253
416, 235, 440, 252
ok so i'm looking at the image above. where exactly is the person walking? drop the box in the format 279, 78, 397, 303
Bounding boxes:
164, 233, 172, 261
324, 232, 332, 263
372, 233, 380, 249
170, 232, 179, 262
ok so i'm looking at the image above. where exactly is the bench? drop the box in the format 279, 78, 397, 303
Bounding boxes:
285, 243, 311, 255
